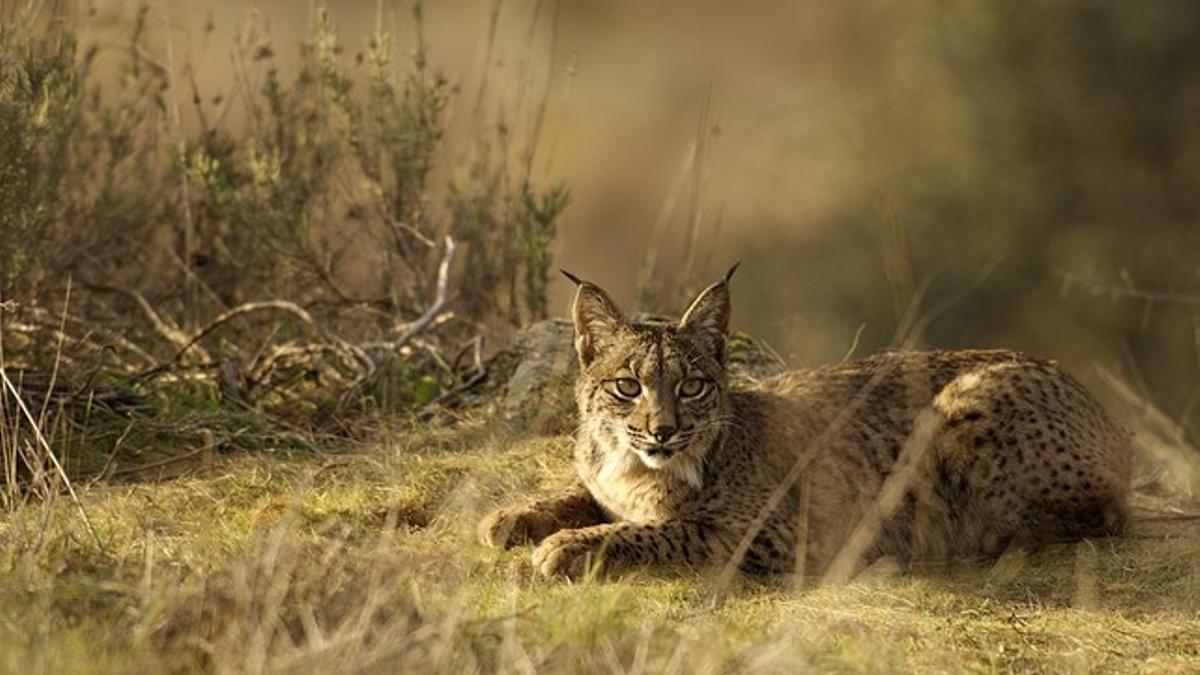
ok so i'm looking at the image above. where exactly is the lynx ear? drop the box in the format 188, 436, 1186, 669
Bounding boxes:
562, 270, 630, 366
679, 263, 738, 361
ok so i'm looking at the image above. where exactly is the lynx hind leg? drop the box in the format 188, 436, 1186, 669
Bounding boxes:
932, 361, 1132, 556
479, 485, 607, 549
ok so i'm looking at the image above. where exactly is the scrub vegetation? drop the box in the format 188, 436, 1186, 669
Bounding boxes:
1, 2, 1198, 673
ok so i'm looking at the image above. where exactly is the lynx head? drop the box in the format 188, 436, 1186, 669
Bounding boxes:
565, 266, 738, 487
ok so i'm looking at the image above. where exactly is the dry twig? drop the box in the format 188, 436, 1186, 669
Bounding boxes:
340, 236, 458, 407
84, 283, 195, 355
422, 335, 487, 413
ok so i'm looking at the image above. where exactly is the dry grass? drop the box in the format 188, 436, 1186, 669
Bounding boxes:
1, 419, 1197, 674
3, 3, 1200, 673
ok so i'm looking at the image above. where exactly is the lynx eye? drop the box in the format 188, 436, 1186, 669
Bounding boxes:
678, 377, 707, 398
611, 378, 642, 399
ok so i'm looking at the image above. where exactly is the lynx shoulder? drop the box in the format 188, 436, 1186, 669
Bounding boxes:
479, 269, 1131, 579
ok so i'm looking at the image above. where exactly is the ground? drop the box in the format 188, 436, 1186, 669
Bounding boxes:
1, 420, 1198, 674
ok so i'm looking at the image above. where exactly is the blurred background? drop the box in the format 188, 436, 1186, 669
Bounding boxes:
4, 0, 1200, 436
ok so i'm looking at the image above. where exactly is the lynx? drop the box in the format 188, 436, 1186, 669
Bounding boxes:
479, 268, 1131, 579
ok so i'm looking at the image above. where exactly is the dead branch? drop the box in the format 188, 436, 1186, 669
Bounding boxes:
108, 444, 211, 478
1056, 272, 1200, 308
22, 305, 159, 369
339, 236, 457, 408
385, 235, 457, 353
388, 217, 438, 249
156, 241, 229, 311
83, 283, 197, 355
422, 335, 487, 412
83, 237, 456, 413
168, 300, 370, 369
248, 342, 347, 389
86, 419, 137, 487
3, 370, 146, 415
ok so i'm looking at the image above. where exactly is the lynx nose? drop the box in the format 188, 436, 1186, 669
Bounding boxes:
651, 425, 677, 444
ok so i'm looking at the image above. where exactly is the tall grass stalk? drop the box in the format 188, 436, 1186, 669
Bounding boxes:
0, 285, 101, 547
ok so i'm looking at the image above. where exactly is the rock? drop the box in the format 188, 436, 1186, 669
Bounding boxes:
503, 320, 577, 412
481, 319, 787, 434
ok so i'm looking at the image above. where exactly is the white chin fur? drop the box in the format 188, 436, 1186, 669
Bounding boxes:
634, 449, 702, 489
634, 450, 671, 469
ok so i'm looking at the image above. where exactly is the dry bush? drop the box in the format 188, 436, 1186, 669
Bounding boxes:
0, 2, 569, 476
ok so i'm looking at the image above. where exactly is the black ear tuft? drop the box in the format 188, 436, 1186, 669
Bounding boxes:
723, 262, 741, 284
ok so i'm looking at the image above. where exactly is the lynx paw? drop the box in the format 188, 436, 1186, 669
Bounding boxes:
478, 508, 543, 549
532, 531, 600, 580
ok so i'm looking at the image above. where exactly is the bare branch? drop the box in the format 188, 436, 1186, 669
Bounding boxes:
88, 237, 457, 411
385, 235, 457, 353
340, 236, 457, 407
1056, 272, 1200, 308
149, 300, 375, 385
109, 444, 211, 478
388, 217, 438, 249
83, 283, 196, 355
422, 335, 487, 413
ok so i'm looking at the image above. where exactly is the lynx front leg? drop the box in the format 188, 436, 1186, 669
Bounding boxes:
479, 483, 607, 549
532, 520, 715, 579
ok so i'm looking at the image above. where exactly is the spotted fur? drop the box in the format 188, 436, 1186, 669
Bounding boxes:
479, 271, 1132, 580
